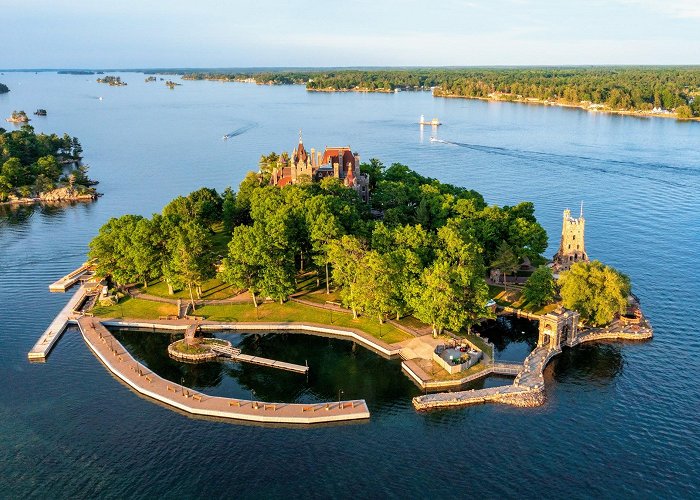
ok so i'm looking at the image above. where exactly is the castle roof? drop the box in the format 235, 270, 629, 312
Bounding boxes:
322, 147, 355, 168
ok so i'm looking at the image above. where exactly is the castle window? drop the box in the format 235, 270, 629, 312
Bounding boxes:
577, 244, 579, 249
573, 235, 576, 240
568, 244, 571, 249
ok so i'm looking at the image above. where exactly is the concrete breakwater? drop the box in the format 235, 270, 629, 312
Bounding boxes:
78, 317, 370, 425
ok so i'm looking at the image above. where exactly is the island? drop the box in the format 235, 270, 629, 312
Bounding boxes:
179, 67, 700, 120
145, 76, 157, 82
5, 110, 30, 123
96, 75, 127, 86
0, 125, 99, 204
165, 80, 181, 88
28, 135, 652, 424
0, 82, 9, 94
34, 109, 47, 116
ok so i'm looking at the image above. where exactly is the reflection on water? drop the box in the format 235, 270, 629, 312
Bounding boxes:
552, 343, 624, 385
476, 316, 539, 363
112, 329, 420, 405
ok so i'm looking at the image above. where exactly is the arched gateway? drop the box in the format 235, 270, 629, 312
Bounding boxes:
538, 307, 581, 350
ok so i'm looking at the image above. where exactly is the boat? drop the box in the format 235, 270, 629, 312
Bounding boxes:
429, 137, 446, 143
419, 114, 441, 126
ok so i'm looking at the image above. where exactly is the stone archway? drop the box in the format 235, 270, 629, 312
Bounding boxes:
538, 308, 580, 350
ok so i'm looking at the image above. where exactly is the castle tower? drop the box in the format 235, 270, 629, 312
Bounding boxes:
553, 203, 589, 271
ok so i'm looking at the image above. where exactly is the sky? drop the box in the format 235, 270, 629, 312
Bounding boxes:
2, 0, 700, 68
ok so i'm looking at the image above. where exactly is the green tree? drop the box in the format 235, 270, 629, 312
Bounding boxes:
491, 241, 519, 292
676, 105, 692, 119
410, 260, 465, 336
167, 221, 215, 309
523, 265, 556, 308
558, 260, 631, 326
218, 224, 264, 307
306, 195, 344, 293
328, 235, 368, 318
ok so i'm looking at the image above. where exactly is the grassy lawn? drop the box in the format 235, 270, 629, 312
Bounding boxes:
140, 278, 239, 301
194, 300, 412, 344
92, 296, 177, 319
171, 338, 227, 355
488, 285, 521, 307
395, 315, 432, 334
430, 359, 488, 382
209, 221, 231, 256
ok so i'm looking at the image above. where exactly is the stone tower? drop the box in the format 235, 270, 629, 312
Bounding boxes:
553, 203, 589, 271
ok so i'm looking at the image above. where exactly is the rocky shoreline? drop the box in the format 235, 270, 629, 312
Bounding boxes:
1, 187, 100, 206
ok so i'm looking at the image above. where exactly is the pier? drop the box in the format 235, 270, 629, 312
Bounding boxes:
209, 342, 309, 374
77, 317, 368, 424
27, 285, 89, 361
49, 262, 94, 292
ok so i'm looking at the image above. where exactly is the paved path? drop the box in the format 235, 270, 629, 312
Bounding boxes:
102, 318, 403, 359
77, 317, 369, 425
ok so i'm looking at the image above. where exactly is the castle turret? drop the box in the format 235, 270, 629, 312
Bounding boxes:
553, 203, 589, 271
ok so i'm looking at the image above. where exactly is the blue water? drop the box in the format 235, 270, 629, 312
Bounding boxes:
1, 72, 699, 498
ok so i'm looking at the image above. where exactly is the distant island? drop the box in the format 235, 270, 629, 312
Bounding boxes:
5, 110, 30, 123
165, 80, 181, 88
180, 67, 700, 120
0, 82, 9, 94
58, 70, 103, 75
145, 76, 157, 82
0, 125, 99, 205
97, 75, 127, 86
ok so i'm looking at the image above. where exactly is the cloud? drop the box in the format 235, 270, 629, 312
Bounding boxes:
618, 0, 700, 19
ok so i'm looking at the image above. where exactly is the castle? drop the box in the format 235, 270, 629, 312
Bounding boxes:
552, 204, 589, 271
270, 132, 370, 202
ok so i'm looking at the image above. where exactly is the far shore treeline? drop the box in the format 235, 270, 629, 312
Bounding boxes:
88, 160, 550, 335
181, 67, 700, 118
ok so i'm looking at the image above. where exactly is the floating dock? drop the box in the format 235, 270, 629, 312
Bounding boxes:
77, 317, 369, 424
28, 285, 88, 362
49, 262, 94, 292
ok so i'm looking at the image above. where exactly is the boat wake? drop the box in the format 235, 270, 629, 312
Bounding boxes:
223, 123, 258, 140
434, 139, 694, 188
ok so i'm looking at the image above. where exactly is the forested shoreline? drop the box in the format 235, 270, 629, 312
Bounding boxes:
180, 67, 700, 119
0, 124, 96, 203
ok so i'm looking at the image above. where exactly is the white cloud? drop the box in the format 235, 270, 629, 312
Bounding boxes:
618, 0, 700, 19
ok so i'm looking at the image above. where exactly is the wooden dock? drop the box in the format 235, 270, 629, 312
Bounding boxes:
49, 262, 94, 292
77, 317, 369, 425
208, 342, 308, 373
28, 285, 88, 361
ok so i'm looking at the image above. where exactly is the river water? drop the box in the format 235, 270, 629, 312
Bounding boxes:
1, 72, 698, 498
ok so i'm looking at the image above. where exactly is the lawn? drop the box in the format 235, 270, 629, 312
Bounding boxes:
92, 296, 177, 319
139, 278, 239, 301
194, 300, 412, 344
209, 221, 232, 256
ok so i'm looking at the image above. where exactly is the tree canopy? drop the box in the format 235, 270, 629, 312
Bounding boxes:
558, 260, 631, 326
88, 157, 550, 330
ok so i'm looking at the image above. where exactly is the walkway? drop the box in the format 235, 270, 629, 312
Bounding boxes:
77, 317, 369, 424
413, 321, 653, 411
49, 262, 94, 292
102, 318, 403, 359
209, 343, 309, 374
28, 285, 89, 361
